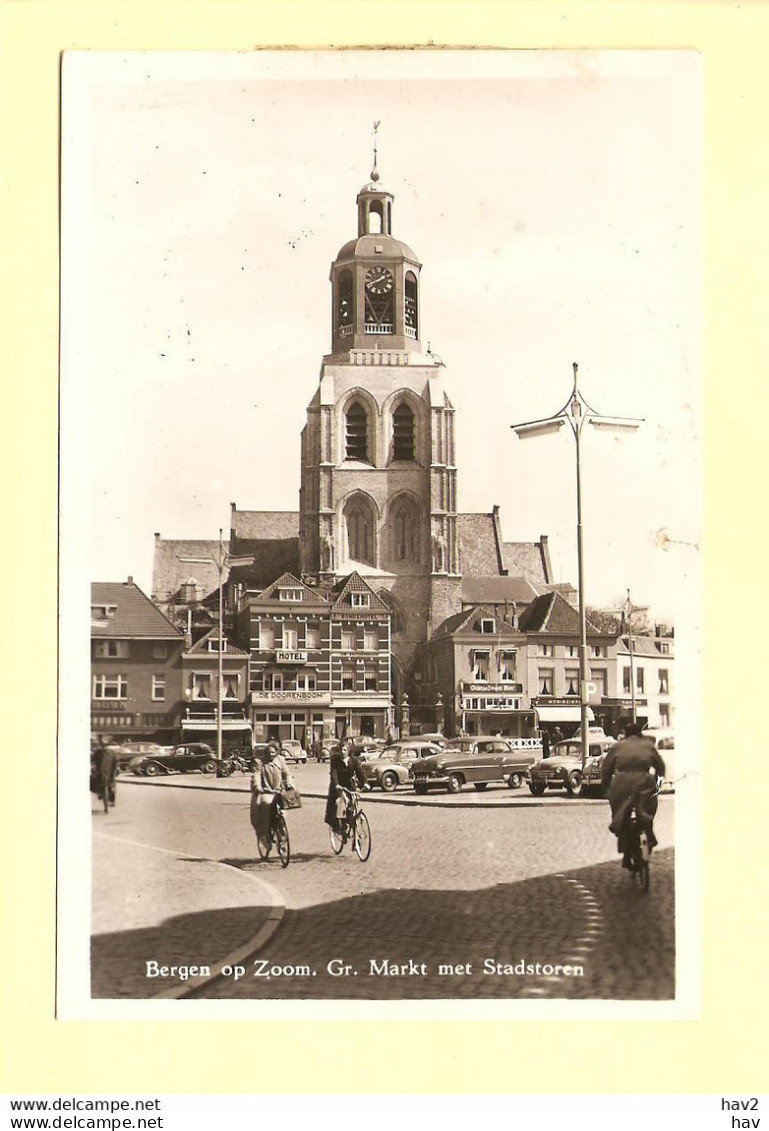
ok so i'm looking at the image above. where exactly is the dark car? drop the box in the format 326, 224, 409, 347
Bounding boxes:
411, 736, 540, 795
362, 741, 443, 791
109, 741, 169, 771
130, 742, 217, 777
528, 736, 614, 797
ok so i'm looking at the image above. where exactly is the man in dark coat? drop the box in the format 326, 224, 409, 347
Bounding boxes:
601, 722, 666, 865
324, 741, 366, 830
94, 737, 119, 806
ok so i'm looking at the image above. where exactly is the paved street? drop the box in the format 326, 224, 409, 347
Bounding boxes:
92, 768, 675, 1001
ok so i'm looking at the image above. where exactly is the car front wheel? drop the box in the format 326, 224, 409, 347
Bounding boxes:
507, 773, 523, 789
529, 780, 546, 796
201, 760, 217, 775
144, 762, 159, 777
380, 771, 398, 792
565, 771, 582, 797
447, 774, 463, 794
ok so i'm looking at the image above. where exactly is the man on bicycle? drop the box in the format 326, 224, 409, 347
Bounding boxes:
600, 722, 666, 868
251, 742, 293, 855
324, 740, 366, 834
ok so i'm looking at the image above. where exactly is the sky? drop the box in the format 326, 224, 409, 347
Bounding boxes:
62, 50, 701, 622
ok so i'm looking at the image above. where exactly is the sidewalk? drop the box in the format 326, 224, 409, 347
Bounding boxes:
92, 829, 284, 998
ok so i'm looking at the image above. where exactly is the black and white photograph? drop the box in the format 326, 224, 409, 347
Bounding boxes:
58, 49, 701, 1016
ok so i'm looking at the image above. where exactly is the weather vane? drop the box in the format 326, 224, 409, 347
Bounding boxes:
371, 120, 381, 181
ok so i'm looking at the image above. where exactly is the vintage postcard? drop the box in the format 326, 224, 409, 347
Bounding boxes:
57, 48, 701, 1020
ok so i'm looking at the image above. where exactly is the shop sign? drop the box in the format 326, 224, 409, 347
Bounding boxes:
463, 682, 523, 694
258, 691, 329, 703
276, 650, 308, 664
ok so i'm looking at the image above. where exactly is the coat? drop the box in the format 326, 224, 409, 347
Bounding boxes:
324, 752, 365, 826
601, 736, 666, 837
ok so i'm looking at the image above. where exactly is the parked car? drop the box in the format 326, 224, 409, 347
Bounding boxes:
411, 736, 540, 795
348, 738, 387, 762
110, 741, 169, 771
130, 743, 217, 776
362, 741, 444, 791
529, 736, 614, 797
279, 739, 308, 764
642, 726, 675, 750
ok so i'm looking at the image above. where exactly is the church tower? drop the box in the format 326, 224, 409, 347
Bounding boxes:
299, 151, 461, 687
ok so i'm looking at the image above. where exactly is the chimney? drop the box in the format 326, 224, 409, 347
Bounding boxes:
127, 576, 134, 585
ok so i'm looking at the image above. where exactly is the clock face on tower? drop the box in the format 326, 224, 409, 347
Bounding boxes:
365, 267, 394, 296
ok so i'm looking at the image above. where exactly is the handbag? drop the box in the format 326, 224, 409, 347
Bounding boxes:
279, 786, 302, 810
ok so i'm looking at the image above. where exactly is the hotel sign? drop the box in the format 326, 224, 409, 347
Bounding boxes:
276, 650, 308, 664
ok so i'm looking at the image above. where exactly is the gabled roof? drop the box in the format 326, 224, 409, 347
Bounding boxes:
227, 509, 301, 588
432, 605, 519, 639
330, 572, 391, 615
518, 591, 604, 637
617, 635, 673, 657
92, 581, 184, 639
183, 628, 250, 658
255, 572, 329, 604
461, 575, 541, 606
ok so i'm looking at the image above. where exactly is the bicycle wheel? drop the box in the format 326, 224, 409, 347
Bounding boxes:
353, 811, 371, 862
329, 821, 345, 855
275, 814, 290, 868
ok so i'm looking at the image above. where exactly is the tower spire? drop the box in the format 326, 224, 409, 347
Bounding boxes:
371, 120, 381, 182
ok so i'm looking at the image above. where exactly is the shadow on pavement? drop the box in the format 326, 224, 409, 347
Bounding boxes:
91, 848, 674, 1001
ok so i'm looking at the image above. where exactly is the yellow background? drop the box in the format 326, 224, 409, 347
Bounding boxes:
1, 0, 766, 1094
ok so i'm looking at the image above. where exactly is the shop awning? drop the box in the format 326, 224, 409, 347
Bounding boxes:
536, 705, 595, 723
181, 720, 252, 732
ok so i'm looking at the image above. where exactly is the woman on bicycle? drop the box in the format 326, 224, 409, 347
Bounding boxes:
600, 722, 666, 867
324, 741, 365, 833
252, 742, 293, 855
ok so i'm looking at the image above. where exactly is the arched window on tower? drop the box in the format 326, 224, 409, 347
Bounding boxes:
367, 201, 384, 234
404, 271, 418, 339
344, 497, 375, 566
392, 402, 416, 461
390, 497, 418, 562
337, 270, 353, 336
345, 401, 369, 462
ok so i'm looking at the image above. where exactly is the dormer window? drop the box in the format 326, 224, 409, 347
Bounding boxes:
351, 592, 371, 608
206, 638, 228, 652
278, 588, 303, 602
480, 619, 496, 634
91, 604, 117, 625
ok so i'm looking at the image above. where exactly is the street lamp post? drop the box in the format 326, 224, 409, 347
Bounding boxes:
512, 363, 642, 770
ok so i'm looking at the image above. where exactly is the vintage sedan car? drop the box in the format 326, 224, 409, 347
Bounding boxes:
642, 726, 675, 750
109, 741, 169, 771
130, 742, 218, 776
412, 736, 541, 795
362, 741, 444, 791
529, 737, 614, 797
279, 739, 308, 764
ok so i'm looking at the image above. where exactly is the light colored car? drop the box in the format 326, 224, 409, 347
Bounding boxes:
362, 741, 443, 791
412, 736, 539, 795
643, 727, 675, 750
529, 737, 614, 797
279, 739, 308, 764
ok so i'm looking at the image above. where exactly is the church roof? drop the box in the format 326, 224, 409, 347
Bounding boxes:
461, 575, 542, 606
333, 234, 420, 265
457, 513, 504, 575
152, 538, 229, 604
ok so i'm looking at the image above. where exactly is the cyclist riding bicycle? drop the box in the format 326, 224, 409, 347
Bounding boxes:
324, 740, 366, 834
252, 742, 293, 855
600, 722, 666, 868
